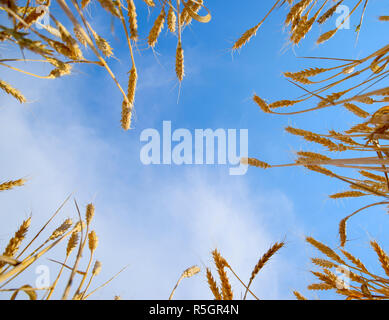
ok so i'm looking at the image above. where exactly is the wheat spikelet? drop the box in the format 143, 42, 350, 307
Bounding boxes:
121, 101, 132, 131
142, 0, 155, 6
306, 237, 345, 264
212, 249, 233, 300
86, 203, 95, 226
0, 218, 31, 267
73, 221, 86, 233
92, 260, 102, 276
340, 249, 368, 272
317, 28, 337, 44
182, 266, 200, 278
311, 258, 337, 269
17, 6, 47, 30
285, 0, 312, 26
96, 35, 113, 57
0, 178, 26, 191
148, 8, 165, 48
371, 241, 389, 277
291, 14, 316, 45
337, 288, 363, 299
167, 5, 177, 33
97, 0, 120, 17
293, 290, 307, 300
55, 21, 83, 60
269, 99, 301, 108
0, 81, 26, 103
127, 66, 137, 107
304, 165, 335, 178
127, 0, 138, 40
50, 219, 73, 240
206, 268, 222, 300
330, 191, 367, 199
81, 0, 91, 8
232, 23, 261, 51
286, 126, 345, 152
249, 242, 284, 280
253, 94, 271, 113
243, 242, 284, 299
297, 151, 330, 161
344, 103, 370, 118
314, 269, 339, 287
175, 40, 184, 81
361, 284, 372, 298
284, 67, 327, 79
49, 63, 72, 79
180, 0, 192, 26
182, 0, 203, 26
241, 157, 270, 169
121, 66, 137, 130
308, 283, 333, 291
379, 16, 389, 21
318, 91, 348, 107
74, 27, 87, 47
359, 171, 386, 183
317, 0, 342, 24
345, 123, 372, 134
339, 218, 347, 247
88, 231, 98, 252
66, 231, 79, 256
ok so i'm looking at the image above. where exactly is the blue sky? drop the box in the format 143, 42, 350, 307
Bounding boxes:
1, 1, 389, 299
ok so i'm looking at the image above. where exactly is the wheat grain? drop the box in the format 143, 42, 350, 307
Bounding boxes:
175, 40, 185, 81
330, 191, 367, 199
148, 8, 165, 48
127, 0, 138, 40
344, 103, 370, 118
182, 266, 200, 278
66, 231, 79, 256
212, 249, 233, 300
253, 95, 271, 113
92, 260, 102, 276
371, 241, 389, 277
241, 157, 270, 169
97, 0, 120, 17
0, 81, 26, 103
167, 5, 177, 33
142, 0, 155, 6
206, 268, 222, 300
293, 290, 307, 300
49, 219, 73, 240
0, 218, 31, 268
306, 236, 345, 264
0, 178, 26, 191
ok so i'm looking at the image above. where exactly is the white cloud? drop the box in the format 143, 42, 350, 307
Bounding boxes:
0, 64, 306, 300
